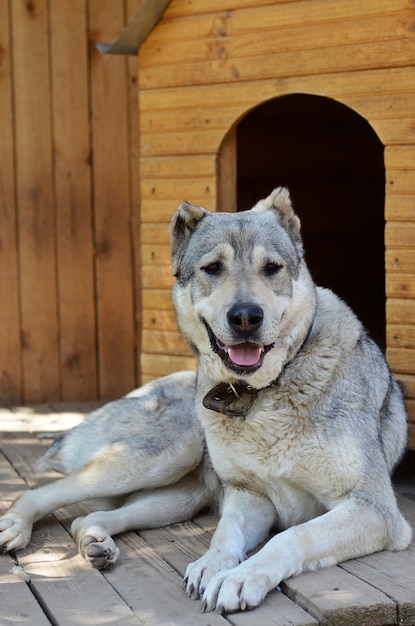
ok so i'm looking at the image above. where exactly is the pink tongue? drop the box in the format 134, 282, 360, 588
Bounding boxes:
227, 343, 263, 366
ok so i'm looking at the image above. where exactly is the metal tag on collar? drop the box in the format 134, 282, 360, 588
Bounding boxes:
202, 381, 258, 417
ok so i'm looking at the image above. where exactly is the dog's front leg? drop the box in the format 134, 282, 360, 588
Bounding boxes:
200, 495, 412, 614
184, 487, 276, 601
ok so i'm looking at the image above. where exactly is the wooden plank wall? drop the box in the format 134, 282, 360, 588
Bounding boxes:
0, 0, 142, 405
138, 0, 415, 445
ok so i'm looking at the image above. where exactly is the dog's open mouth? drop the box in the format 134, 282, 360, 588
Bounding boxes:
203, 321, 274, 375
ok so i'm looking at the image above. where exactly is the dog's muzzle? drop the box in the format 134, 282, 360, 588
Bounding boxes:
203, 319, 274, 376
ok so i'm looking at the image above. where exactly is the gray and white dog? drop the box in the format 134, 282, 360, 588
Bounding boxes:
0, 187, 411, 614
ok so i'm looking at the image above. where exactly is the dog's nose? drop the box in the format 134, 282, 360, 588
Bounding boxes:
227, 302, 264, 334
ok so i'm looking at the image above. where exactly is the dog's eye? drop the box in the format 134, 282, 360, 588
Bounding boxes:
264, 261, 282, 276
202, 261, 222, 275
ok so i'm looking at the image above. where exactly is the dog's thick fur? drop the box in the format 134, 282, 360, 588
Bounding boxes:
0, 188, 411, 613
0, 371, 219, 569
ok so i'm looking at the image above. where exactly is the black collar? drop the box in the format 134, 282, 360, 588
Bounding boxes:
203, 380, 259, 417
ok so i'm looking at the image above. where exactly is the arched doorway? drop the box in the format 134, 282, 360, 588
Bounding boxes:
231, 94, 386, 349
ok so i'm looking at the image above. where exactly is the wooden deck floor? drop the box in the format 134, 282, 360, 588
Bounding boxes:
1, 404, 414, 626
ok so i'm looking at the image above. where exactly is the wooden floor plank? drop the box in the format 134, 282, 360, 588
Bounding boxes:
397, 489, 415, 526
0, 552, 51, 626
54, 506, 228, 625
141, 520, 319, 626
104, 531, 228, 626
140, 519, 212, 575
0, 403, 92, 434
0, 432, 54, 488
17, 517, 142, 626
282, 566, 397, 625
0, 450, 27, 502
1, 405, 415, 625
340, 546, 415, 624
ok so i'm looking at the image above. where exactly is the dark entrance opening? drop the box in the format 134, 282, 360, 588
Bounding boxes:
236, 94, 386, 349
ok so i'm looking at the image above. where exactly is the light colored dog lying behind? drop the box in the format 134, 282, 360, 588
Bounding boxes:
0, 371, 219, 569
0, 187, 411, 614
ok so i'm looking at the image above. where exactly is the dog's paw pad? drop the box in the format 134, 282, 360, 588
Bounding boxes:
79, 533, 119, 569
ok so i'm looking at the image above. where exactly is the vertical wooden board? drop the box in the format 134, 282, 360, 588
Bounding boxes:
128, 0, 144, 386
0, 0, 21, 404
89, 1, 136, 398
11, 0, 60, 403
50, 1, 97, 401
217, 126, 237, 212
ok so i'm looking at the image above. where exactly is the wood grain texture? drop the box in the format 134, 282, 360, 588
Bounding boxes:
163, 0, 410, 25
12, 0, 60, 403
0, 525, 51, 625
282, 567, 397, 626
128, 0, 143, 388
385, 194, 415, 222
50, 1, 97, 401
142, 329, 191, 355
142, 13, 413, 68
0, 1, 141, 404
137, 0, 415, 436
140, 40, 414, 90
0, 1, 21, 404
89, 0, 136, 398
1, 405, 414, 623
139, 67, 415, 113
141, 353, 196, 378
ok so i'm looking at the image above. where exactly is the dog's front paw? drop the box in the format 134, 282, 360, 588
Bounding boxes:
201, 563, 274, 614
71, 519, 119, 569
0, 514, 32, 553
184, 551, 241, 600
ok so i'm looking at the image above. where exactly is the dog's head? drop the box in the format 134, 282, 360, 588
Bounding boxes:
169, 188, 316, 388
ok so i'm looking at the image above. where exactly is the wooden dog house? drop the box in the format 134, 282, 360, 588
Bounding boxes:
107, 0, 414, 446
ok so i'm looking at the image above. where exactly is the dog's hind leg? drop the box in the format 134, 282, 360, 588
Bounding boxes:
0, 442, 206, 554
71, 465, 219, 569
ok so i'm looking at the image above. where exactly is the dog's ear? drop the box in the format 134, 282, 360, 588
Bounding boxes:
169, 201, 209, 276
252, 187, 303, 256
